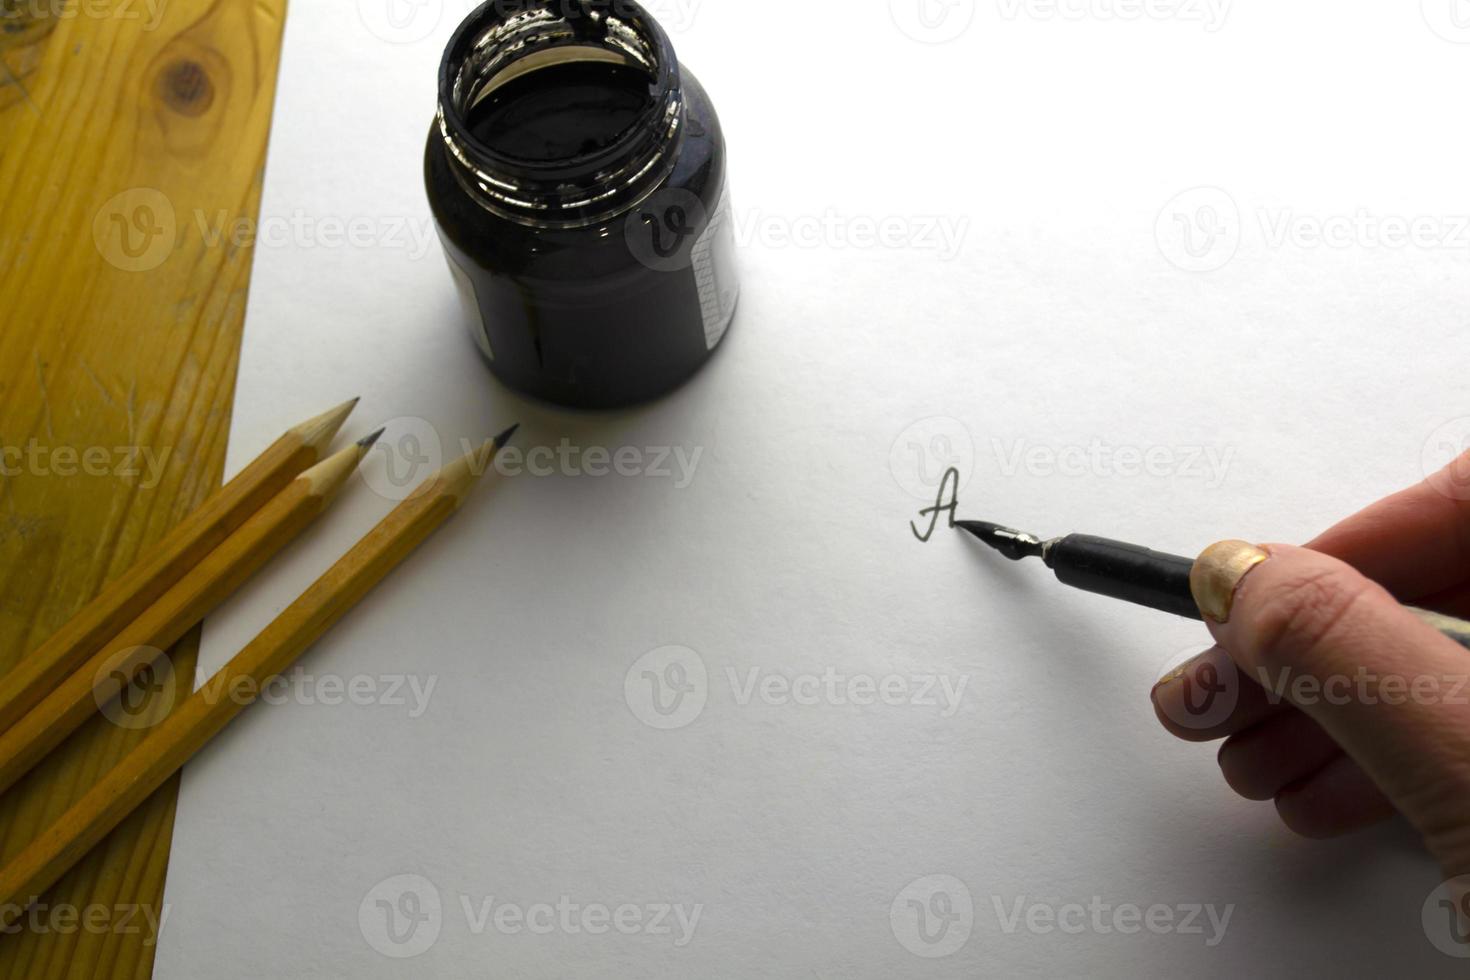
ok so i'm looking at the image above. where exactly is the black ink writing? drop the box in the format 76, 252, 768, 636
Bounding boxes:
911, 467, 960, 543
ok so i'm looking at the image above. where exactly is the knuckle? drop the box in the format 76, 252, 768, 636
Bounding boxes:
1243, 563, 1373, 673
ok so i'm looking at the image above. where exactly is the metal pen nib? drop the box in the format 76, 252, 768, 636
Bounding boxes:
955, 521, 1048, 562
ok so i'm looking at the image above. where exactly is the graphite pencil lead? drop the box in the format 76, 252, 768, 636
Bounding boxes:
357, 427, 387, 450
493, 423, 520, 448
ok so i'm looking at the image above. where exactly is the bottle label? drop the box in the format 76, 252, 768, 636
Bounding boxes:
691, 184, 738, 351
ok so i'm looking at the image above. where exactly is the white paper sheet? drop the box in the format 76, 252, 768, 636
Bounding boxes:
152, 1, 1470, 975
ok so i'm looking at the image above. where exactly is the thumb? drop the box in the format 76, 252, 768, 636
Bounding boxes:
1192, 540, 1470, 874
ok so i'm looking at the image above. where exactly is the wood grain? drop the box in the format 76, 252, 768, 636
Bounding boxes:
0, 398, 354, 742
0, 440, 369, 800
0, 438, 506, 931
0, 0, 288, 974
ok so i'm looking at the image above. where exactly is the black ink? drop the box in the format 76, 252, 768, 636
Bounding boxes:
465, 61, 654, 163
425, 1, 738, 410
911, 467, 960, 543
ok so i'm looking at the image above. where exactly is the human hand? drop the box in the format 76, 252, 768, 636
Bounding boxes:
1151, 454, 1470, 893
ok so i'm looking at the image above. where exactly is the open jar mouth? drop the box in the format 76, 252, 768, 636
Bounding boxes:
436, 0, 684, 229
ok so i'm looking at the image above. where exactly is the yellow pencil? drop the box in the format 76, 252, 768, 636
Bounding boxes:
0, 426, 515, 928
0, 399, 360, 736
0, 430, 382, 796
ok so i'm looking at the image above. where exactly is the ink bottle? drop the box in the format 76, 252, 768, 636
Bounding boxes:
425, 0, 739, 410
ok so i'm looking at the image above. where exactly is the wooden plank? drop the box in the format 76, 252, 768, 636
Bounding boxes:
0, 0, 288, 973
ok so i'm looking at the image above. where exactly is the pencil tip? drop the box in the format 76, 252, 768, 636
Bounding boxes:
303, 428, 378, 496
358, 427, 386, 450
325, 396, 361, 421
494, 423, 520, 447
296, 397, 362, 453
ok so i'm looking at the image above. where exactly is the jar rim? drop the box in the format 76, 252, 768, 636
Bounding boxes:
437, 0, 680, 186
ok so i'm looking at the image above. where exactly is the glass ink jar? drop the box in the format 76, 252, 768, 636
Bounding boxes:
425, 0, 739, 410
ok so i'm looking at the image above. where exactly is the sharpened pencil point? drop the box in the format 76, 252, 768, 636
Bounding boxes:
494, 424, 520, 448
296, 397, 362, 454
358, 427, 386, 450
299, 437, 375, 498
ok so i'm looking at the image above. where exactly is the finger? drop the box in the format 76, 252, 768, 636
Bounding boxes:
1217, 710, 1342, 802
1274, 755, 1397, 839
1151, 645, 1288, 742
1306, 452, 1470, 602
1192, 540, 1470, 874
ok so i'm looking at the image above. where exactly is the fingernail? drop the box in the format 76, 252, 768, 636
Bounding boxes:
1150, 645, 1242, 737
1152, 656, 1201, 696
1190, 540, 1270, 624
